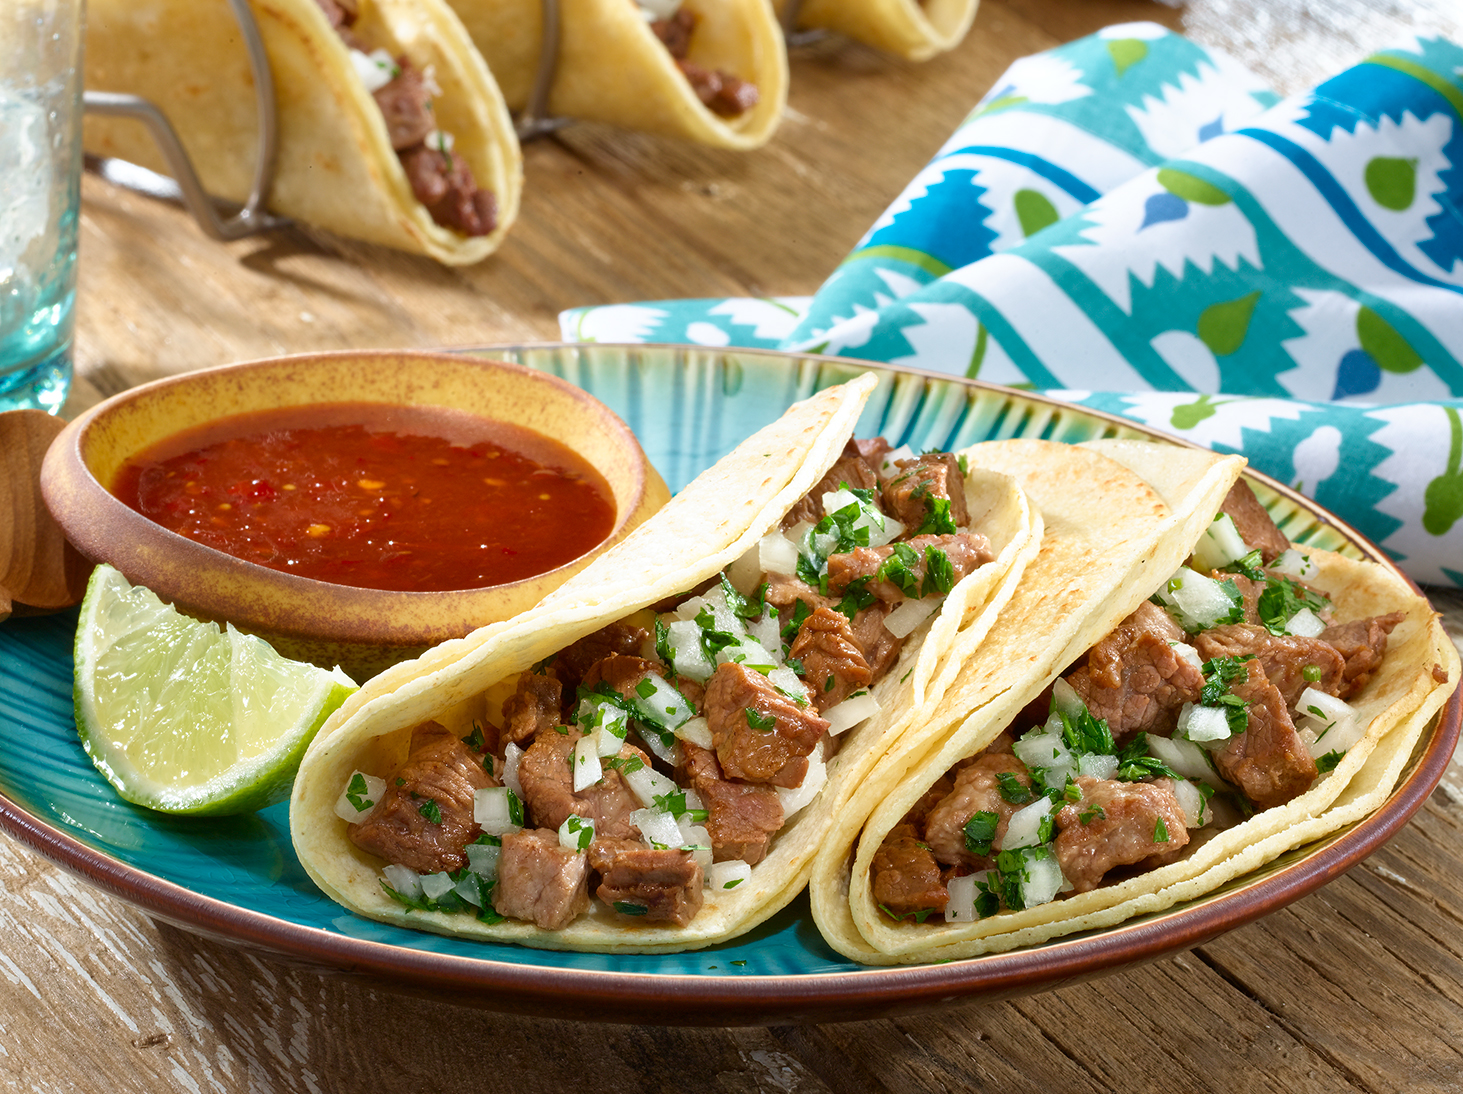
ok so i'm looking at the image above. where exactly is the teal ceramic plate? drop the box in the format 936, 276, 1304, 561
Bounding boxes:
1, 345, 1456, 1025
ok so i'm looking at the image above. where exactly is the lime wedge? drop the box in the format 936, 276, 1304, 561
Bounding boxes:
74, 564, 357, 815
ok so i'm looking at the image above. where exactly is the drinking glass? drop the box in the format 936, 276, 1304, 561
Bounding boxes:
0, 0, 84, 415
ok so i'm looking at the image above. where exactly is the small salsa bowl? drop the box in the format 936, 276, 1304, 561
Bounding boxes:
40, 350, 670, 680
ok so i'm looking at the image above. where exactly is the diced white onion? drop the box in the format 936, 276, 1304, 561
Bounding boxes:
725, 546, 762, 596
631, 807, 685, 849
747, 611, 783, 656
1002, 796, 1053, 850
1020, 848, 1065, 907
678, 821, 713, 873
465, 841, 501, 879
1191, 512, 1248, 572
624, 763, 680, 809
824, 690, 881, 735
503, 742, 525, 796
572, 733, 603, 791
596, 721, 628, 759
349, 47, 398, 92
684, 787, 706, 813
559, 814, 595, 853
637, 0, 680, 19
884, 596, 941, 638
717, 637, 779, 673
673, 595, 708, 623
673, 714, 715, 750
473, 787, 522, 836
629, 673, 696, 731
1171, 778, 1209, 828
664, 618, 714, 683
1050, 678, 1084, 719
1270, 548, 1315, 579
1078, 752, 1119, 781
878, 445, 916, 477
422, 129, 455, 155
1170, 641, 1203, 672
944, 872, 981, 923
699, 584, 742, 634
453, 873, 484, 906
758, 531, 802, 576
1284, 606, 1327, 637
768, 666, 810, 703
1176, 702, 1234, 744
1295, 687, 1364, 756
382, 864, 423, 901
1144, 734, 1220, 784
1014, 729, 1071, 773
776, 742, 827, 817
710, 860, 753, 893
420, 871, 455, 901
334, 771, 385, 824
1161, 567, 1240, 632
635, 725, 682, 768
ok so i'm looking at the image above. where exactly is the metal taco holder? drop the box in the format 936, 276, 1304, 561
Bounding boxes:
778, 0, 826, 48
82, 0, 570, 241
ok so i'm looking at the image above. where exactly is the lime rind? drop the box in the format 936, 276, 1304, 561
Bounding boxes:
74, 564, 357, 816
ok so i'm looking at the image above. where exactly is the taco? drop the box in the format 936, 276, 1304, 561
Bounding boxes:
289, 372, 1043, 951
440, 0, 787, 149
810, 438, 1459, 964
776, 0, 977, 62
83, 0, 523, 264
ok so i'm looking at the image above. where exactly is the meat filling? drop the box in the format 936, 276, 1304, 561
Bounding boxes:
648, 5, 760, 118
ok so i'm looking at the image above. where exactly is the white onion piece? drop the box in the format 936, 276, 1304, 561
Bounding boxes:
1170, 641, 1203, 673
684, 786, 706, 813
664, 618, 714, 683
673, 596, 708, 623
465, 842, 501, 879
631, 807, 685, 849
558, 814, 595, 853
473, 787, 523, 836
1078, 752, 1119, 781
1162, 567, 1241, 631
1050, 678, 1084, 719
596, 722, 628, 759
420, 871, 455, 901
1014, 730, 1070, 773
1191, 512, 1248, 571
334, 771, 385, 823
382, 864, 423, 901
725, 546, 762, 597
503, 742, 525, 796
1021, 849, 1065, 907
717, 637, 778, 673
678, 821, 713, 874
710, 860, 753, 893
945, 873, 980, 923
629, 673, 696, 731
1177, 702, 1234, 743
1284, 606, 1327, 637
1295, 687, 1364, 755
637, 0, 680, 18
349, 47, 398, 92
699, 584, 742, 634
453, 873, 484, 906
1144, 734, 1220, 784
884, 596, 940, 639
624, 763, 680, 810
1171, 778, 1208, 828
776, 743, 827, 817
673, 714, 715, 750
878, 445, 916, 477
758, 531, 802, 577
768, 666, 809, 703
747, 611, 783, 656
572, 733, 602, 791
1002, 796, 1053, 850
1270, 548, 1315, 579
824, 690, 881, 735
635, 725, 682, 768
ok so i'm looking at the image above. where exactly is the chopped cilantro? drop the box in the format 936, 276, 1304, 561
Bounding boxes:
463, 724, 486, 752
1222, 549, 1266, 581
1256, 576, 1330, 637
654, 617, 674, 665
345, 772, 374, 813
604, 755, 646, 775
917, 495, 958, 536
483, 753, 494, 774
614, 902, 649, 917
470, 833, 502, 846
879, 903, 936, 924
1078, 805, 1106, 824
565, 815, 594, 851
635, 677, 658, 700
1153, 816, 1170, 843
962, 811, 999, 856
877, 542, 923, 600
1316, 749, 1344, 772
722, 878, 744, 889
653, 790, 689, 816
921, 546, 955, 597
417, 797, 442, 825
694, 606, 740, 660
395, 777, 405, 787
995, 771, 1033, 805
530, 654, 556, 675
1060, 705, 1115, 757
957, 454, 970, 476
780, 600, 813, 646
730, 960, 747, 966
506, 788, 524, 827
835, 575, 877, 620
1116, 733, 1181, 782
824, 675, 835, 693
746, 708, 777, 732
1199, 655, 1254, 735
785, 656, 806, 676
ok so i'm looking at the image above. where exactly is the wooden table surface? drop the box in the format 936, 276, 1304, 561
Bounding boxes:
13, 0, 1463, 1089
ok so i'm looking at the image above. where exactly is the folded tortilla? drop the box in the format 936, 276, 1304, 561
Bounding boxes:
290, 371, 1044, 951
441, 0, 787, 148
810, 438, 1458, 964
776, 0, 977, 62
83, 0, 523, 264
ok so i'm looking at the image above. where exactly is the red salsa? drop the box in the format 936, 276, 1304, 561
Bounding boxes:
112, 403, 617, 593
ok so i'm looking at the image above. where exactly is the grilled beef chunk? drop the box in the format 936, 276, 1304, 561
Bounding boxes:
882, 453, 970, 531
826, 532, 994, 603
1212, 663, 1317, 809
1320, 612, 1405, 699
373, 65, 436, 150
789, 607, 872, 711
855, 437, 894, 465
1053, 776, 1189, 893
516, 725, 647, 840
1193, 624, 1345, 707
780, 440, 881, 530
582, 653, 662, 699
705, 662, 829, 787
1067, 601, 1204, 740
677, 63, 759, 116
923, 754, 1032, 867
871, 824, 948, 918
763, 573, 836, 618
553, 623, 651, 701
1220, 480, 1291, 564
650, 7, 695, 56
493, 828, 591, 929
682, 744, 783, 865
349, 722, 496, 875
1220, 572, 1332, 630
848, 603, 906, 681
589, 839, 705, 925
400, 145, 498, 237
501, 673, 564, 746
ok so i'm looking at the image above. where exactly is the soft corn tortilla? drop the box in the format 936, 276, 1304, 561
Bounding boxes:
442, 0, 787, 149
777, 0, 977, 62
290, 372, 1041, 952
84, 0, 522, 264
811, 440, 1458, 964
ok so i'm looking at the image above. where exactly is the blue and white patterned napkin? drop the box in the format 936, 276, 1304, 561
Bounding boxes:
562, 25, 1463, 588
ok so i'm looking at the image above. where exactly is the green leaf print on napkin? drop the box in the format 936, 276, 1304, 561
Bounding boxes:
1171, 394, 1230, 430
1357, 307, 1423, 373
1423, 407, 1463, 536
1197, 292, 1261, 357
1363, 157, 1417, 211
1156, 168, 1231, 206
1015, 190, 1061, 237
1108, 38, 1148, 77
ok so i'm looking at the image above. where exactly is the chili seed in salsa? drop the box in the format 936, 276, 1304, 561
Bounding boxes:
111, 405, 617, 593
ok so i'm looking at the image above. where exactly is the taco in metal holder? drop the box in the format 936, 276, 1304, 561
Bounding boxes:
776, 0, 977, 62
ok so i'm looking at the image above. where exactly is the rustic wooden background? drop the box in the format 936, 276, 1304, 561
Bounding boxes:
10, 0, 1463, 1089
